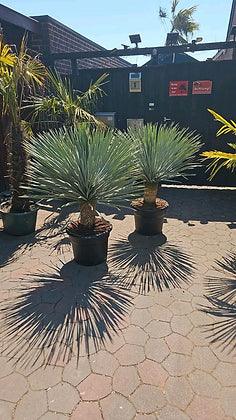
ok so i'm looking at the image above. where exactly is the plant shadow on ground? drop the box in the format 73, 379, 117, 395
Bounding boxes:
0, 232, 196, 368
200, 252, 236, 354
161, 188, 236, 225
108, 232, 196, 295
0, 204, 74, 268
0, 260, 133, 367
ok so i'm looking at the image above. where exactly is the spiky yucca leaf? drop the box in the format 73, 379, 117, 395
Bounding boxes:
127, 123, 202, 184
24, 125, 140, 208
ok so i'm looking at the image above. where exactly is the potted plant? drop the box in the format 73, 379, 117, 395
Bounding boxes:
0, 36, 47, 235
127, 123, 202, 235
23, 124, 140, 265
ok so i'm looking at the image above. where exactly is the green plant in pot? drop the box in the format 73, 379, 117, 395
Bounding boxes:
23, 124, 140, 265
127, 123, 202, 235
0, 36, 47, 235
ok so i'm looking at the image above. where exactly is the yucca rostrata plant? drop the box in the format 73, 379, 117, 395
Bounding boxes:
127, 123, 202, 235
201, 109, 236, 180
24, 124, 140, 265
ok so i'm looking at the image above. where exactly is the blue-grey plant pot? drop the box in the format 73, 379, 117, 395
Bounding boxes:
0, 205, 38, 236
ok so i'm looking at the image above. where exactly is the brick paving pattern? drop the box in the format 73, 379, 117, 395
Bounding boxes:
0, 188, 235, 419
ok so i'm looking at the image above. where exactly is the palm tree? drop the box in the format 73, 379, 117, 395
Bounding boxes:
159, 0, 199, 43
24, 71, 108, 130
201, 109, 236, 180
23, 125, 140, 230
0, 35, 47, 212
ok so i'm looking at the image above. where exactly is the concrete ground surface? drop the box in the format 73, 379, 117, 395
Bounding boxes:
0, 188, 235, 420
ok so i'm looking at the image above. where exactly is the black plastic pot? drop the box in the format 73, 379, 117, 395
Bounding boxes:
67, 228, 112, 266
0, 204, 38, 236
132, 205, 168, 236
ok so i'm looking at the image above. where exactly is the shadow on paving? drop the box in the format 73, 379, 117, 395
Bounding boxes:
201, 252, 236, 354
161, 188, 236, 225
108, 232, 196, 294
0, 205, 73, 268
0, 261, 133, 367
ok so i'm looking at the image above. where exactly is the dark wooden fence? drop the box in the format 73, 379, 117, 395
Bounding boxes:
76, 60, 236, 187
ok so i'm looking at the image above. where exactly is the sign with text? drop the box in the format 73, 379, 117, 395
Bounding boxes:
169, 80, 189, 97
192, 80, 213, 95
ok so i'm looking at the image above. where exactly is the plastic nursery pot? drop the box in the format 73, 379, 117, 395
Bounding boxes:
66, 225, 113, 266
131, 200, 169, 236
0, 203, 38, 236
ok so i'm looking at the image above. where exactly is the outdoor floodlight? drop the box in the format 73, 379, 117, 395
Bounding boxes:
129, 34, 142, 48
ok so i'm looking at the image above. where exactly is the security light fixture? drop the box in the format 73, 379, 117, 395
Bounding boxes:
192, 37, 203, 45
230, 26, 236, 41
121, 44, 130, 50
129, 34, 142, 48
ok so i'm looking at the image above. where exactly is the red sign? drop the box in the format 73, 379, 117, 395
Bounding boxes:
169, 80, 189, 96
192, 80, 212, 95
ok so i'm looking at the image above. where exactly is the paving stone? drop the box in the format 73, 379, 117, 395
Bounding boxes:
187, 327, 207, 346
165, 333, 193, 355
48, 382, 80, 413
149, 304, 172, 321
159, 405, 190, 420
103, 334, 125, 353
90, 350, 119, 376
145, 338, 170, 363
101, 392, 136, 420
0, 356, 14, 378
40, 414, 69, 420
130, 308, 153, 328
169, 301, 193, 315
144, 320, 171, 339
130, 384, 166, 413
220, 387, 236, 418
192, 346, 218, 373
186, 395, 225, 420
134, 295, 155, 309
137, 359, 168, 388
78, 373, 112, 401
113, 366, 140, 396
71, 402, 102, 420
165, 377, 194, 410
188, 310, 210, 327
28, 365, 62, 390
0, 372, 28, 402
171, 315, 193, 336
163, 353, 194, 376
0, 401, 14, 420
134, 415, 156, 420
115, 344, 145, 365
62, 356, 91, 386
14, 390, 47, 420
154, 291, 175, 307
188, 370, 221, 398
123, 325, 148, 346
15, 350, 45, 376
213, 362, 236, 386
170, 289, 193, 302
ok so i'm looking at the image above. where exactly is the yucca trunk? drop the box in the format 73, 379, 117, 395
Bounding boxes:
144, 183, 158, 206
10, 123, 29, 212
80, 202, 96, 228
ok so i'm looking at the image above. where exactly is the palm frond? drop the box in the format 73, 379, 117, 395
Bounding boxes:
201, 150, 236, 180
159, 6, 167, 19
208, 108, 236, 137
23, 125, 141, 207
127, 123, 202, 184
25, 70, 107, 129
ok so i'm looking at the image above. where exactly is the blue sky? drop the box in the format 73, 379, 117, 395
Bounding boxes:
1, 0, 233, 64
